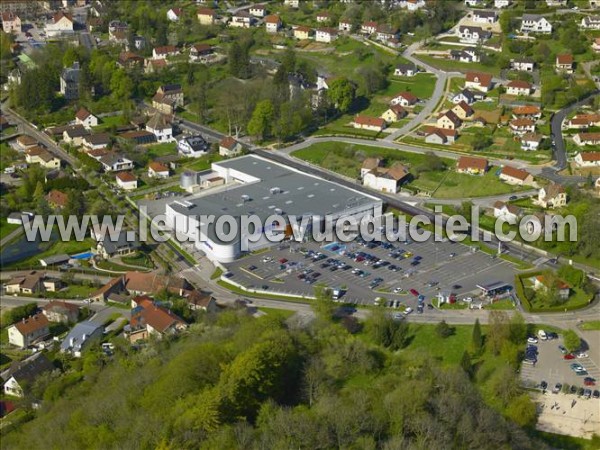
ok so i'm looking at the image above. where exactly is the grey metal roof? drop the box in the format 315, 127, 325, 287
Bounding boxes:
60, 321, 103, 353
99, 230, 140, 255
167, 155, 381, 244
40, 254, 71, 265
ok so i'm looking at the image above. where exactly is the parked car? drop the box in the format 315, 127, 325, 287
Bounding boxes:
552, 383, 562, 394
409, 289, 419, 296
593, 390, 600, 399
403, 307, 413, 315
584, 377, 596, 386
527, 337, 538, 344
540, 381, 548, 390
558, 345, 568, 354
564, 353, 576, 360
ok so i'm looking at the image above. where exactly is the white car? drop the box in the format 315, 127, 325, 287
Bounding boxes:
527, 337, 538, 344
262, 256, 272, 263
577, 352, 589, 359
404, 307, 413, 315
393, 287, 403, 294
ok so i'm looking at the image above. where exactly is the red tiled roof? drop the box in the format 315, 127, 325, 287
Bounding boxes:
354, 115, 386, 128
394, 91, 418, 103
75, 108, 91, 121
465, 71, 493, 86
12, 313, 49, 335
513, 105, 541, 115
507, 80, 532, 89
116, 172, 136, 182
220, 136, 238, 149
45, 189, 69, 207
556, 54, 573, 65
153, 45, 178, 55
510, 118, 535, 127
579, 152, 600, 162
149, 161, 169, 172
457, 156, 488, 171
264, 14, 280, 23
501, 165, 531, 181
197, 8, 216, 16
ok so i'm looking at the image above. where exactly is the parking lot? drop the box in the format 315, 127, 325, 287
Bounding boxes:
224, 234, 518, 311
521, 335, 600, 397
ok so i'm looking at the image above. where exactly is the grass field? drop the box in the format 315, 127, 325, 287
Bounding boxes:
0, 218, 20, 241
386, 73, 437, 99
579, 320, 600, 331
433, 166, 530, 198
146, 142, 178, 160
257, 307, 295, 320
92, 114, 125, 131
404, 323, 474, 365
8, 237, 96, 268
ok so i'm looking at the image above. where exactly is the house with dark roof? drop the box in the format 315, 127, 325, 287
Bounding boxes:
42, 301, 80, 323
82, 133, 111, 151
394, 63, 418, 77
7, 313, 50, 348
1, 353, 53, 397
59, 62, 80, 100
425, 127, 458, 145
96, 229, 140, 258
437, 110, 462, 130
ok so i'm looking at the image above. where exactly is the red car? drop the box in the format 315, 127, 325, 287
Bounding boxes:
564, 354, 576, 360
409, 289, 419, 297
279, 258, 288, 264
584, 377, 596, 386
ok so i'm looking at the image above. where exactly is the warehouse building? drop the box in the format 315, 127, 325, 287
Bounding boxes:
166, 155, 382, 262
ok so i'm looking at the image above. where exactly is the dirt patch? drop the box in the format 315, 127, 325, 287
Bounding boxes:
473, 109, 502, 124
532, 392, 600, 439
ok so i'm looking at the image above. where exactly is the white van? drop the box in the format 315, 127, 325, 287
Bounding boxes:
537, 329, 547, 340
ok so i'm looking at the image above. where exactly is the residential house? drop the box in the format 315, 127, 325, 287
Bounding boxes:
521, 133, 543, 151
294, 25, 312, 40
249, 4, 267, 17
8, 313, 50, 348
128, 297, 187, 342
472, 10, 498, 24
148, 161, 170, 178
75, 108, 98, 129
450, 49, 481, 63
82, 133, 110, 152
152, 45, 179, 60
189, 43, 213, 62
546, 0, 567, 6
60, 62, 80, 100
567, 114, 600, 129
353, 115, 386, 132
425, 127, 457, 145
63, 124, 90, 145
315, 27, 337, 42
556, 54, 574, 73
451, 101, 474, 120
89, 276, 126, 302
1, 12, 21, 33
316, 11, 331, 23
25, 146, 61, 169
509, 118, 535, 135
264, 14, 281, 33
512, 105, 542, 120
465, 71, 493, 92
96, 230, 140, 258
146, 112, 173, 142
39, 255, 71, 268
391, 91, 418, 107
493, 201, 522, 222
456, 156, 488, 175
437, 110, 462, 130
60, 321, 104, 357
45, 189, 69, 209
186, 291, 218, 312
361, 157, 382, 178
573, 132, 600, 146
46, 11, 73, 37
534, 275, 570, 300
465, 0, 484, 5
117, 51, 144, 69
380, 105, 407, 123
403, 0, 426, 11
458, 25, 491, 44
229, 11, 253, 28
115, 172, 138, 191
499, 165, 535, 186
197, 8, 216, 25
511, 58, 535, 72
118, 130, 156, 145
122, 271, 192, 296
338, 19, 352, 32
376, 24, 399, 42
574, 152, 600, 167
219, 136, 243, 157
178, 135, 210, 157
42, 301, 79, 323
581, 15, 600, 30
520, 14, 552, 34
361, 21, 378, 35
394, 64, 418, 77
3, 271, 55, 295
99, 153, 134, 172
167, 7, 182, 22
494, 0, 511, 8
284, 0, 300, 7
452, 89, 476, 105
363, 164, 410, 193
536, 183, 567, 208
1, 353, 53, 397
506, 80, 532, 96
16, 135, 37, 150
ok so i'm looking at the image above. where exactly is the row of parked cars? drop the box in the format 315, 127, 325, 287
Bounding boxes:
545, 381, 599, 399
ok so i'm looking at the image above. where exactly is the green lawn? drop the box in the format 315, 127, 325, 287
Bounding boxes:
579, 320, 600, 331
8, 237, 96, 268
403, 324, 475, 365
386, 73, 437, 99
47, 284, 97, 300
433, 166, 531, 199
257, 307, 295, 320
92, 114, 125, 131
121, 252, 155, 269
0, 218, 20, 241
146, 142, 177, 160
